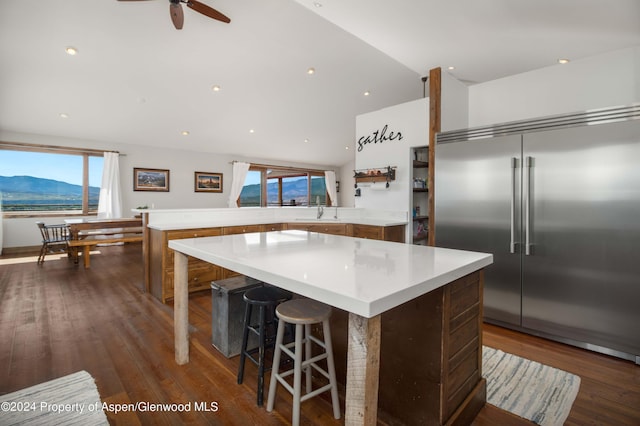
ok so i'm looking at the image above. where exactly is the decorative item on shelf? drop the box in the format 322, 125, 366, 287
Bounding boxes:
353, 166, 396, 188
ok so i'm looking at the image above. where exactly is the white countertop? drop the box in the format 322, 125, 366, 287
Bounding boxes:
137, 206, 408, 231
148, 218, 406, 231
168, 230, 493, 318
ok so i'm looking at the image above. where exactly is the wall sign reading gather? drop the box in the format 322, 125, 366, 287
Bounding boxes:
357, 124, 403, 152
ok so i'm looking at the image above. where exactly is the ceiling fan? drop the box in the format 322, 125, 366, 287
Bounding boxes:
119, 0, 230, 30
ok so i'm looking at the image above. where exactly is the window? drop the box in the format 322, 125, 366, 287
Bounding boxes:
239, 170, 262, 207
239, 165, 329, 207
0, 144, 104, 215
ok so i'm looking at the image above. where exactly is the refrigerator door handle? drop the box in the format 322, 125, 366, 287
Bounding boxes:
525, 156, 532, 255
510, 157, 518, 253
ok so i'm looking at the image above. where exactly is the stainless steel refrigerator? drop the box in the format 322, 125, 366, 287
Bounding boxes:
435, 105, 640, 364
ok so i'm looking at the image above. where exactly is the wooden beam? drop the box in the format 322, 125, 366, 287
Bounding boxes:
428, 67, 441, 247
345, 313, 381, 425
174, 251, 190, 365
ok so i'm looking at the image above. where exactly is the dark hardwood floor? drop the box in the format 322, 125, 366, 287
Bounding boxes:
1, 244, 638, 425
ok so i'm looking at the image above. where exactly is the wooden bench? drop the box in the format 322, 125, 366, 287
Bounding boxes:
68, 218, 143, 268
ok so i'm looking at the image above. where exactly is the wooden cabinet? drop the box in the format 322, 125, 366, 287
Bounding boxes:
285, 222, 347, 236
148, 221, 405, 303
150, 227, 224, 303
222, 224, 265, 235
328, 270, 484, 425
348, 224, 405, 243
263, 223, 284, 232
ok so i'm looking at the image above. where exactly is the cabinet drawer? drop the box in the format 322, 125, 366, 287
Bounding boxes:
350, 224, 382, 240
222, 224, 264, 235
166, 264, 222, 294
167, 227, 222, 240
287, 223, 346, 235
264, 223, 284, 232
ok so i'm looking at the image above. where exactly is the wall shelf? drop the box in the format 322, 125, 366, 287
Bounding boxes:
411, 147, 429, 245
354, 166, 396, 187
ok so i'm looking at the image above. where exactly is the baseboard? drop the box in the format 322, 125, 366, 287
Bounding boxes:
1, 245, 40, 256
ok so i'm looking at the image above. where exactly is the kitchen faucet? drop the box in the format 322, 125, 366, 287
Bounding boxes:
316, 196, 324, 219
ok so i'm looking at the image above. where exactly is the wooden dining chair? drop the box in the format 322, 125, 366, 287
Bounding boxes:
36, 222, 70, 264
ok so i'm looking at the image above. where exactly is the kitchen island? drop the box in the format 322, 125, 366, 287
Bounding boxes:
137, 207, 408, 302
169, 230, 492, 425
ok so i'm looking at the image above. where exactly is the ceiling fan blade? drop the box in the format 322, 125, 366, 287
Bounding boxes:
170, 2, 184, 30
186, 0, 230, 23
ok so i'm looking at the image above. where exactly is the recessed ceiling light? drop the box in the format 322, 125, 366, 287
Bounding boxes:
363, 91, 370, 96
65, 47, 78, 56
59, 113, 69, 119
304, 138, 310, 143
249, 129, 255, 134
181, 131, 190, 136
313, 2, 323, 8
345, 146, 349, 150
448, 66, 455, 70
558, 58, 570, 64
211, 85, 221, 92
307, 67, 315, 75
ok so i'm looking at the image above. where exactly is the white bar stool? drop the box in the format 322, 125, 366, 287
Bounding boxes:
266, 298, 341, 426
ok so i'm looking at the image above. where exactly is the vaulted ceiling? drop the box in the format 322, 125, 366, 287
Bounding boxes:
1, 0, 638, 166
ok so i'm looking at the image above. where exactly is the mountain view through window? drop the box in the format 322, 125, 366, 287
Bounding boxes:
0, 150, 103, 212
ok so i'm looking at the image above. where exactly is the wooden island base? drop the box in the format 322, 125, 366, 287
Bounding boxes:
328, 270, 485, 425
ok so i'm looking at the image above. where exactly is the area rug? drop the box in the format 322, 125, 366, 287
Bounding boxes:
483, 346, 581, 426
0, 370, 108, 425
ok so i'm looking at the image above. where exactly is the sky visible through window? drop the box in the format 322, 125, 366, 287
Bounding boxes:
1, 150, 104, 212
1, 151, 103, 186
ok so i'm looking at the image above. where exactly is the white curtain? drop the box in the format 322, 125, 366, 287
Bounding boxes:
97, 152, 123, 219
325, 170, 338, 207
227, 162, 250, 208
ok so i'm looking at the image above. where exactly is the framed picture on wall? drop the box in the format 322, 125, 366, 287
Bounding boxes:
133, 168, 170, 192
194, 171, 223, 193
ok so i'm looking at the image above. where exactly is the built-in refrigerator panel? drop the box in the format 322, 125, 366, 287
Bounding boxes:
522, 119, 640, 357
436, 104, 640, 363
435, 134, 523, 326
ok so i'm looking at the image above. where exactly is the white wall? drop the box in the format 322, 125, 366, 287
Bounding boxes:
0, 131, 339, 248
338, 158, 355, 207
354, 98, 429, 241
468, 46, 640, 127
441, 71, 469, 131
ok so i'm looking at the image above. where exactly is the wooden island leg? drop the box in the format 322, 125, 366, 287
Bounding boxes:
345, 313, 381, 426
174, 251, 189, 365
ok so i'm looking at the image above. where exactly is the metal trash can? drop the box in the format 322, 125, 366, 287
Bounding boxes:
210, 276, 263, 358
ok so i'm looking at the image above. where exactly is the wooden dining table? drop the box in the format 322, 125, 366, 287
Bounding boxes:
169, 230, 492, 425
65, 217, 143, 268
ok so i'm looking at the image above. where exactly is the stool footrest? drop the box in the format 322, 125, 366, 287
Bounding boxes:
300, 383, 334, 403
